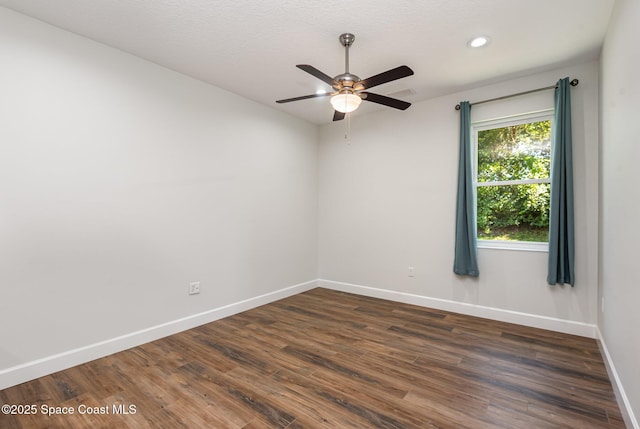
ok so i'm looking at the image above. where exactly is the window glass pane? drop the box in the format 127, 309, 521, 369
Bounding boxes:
477, 120, 551, 182
477, 183, 550, 242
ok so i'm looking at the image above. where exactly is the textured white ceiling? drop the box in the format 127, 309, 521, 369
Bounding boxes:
0, 0, 615, 124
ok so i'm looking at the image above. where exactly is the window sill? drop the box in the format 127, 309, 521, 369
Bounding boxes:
478, 240, 548, 252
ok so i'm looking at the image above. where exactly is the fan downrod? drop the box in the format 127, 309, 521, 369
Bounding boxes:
335, 33, 359, 87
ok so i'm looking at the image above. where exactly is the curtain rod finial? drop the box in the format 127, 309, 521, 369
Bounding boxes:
570, 79, 579, 86
455, 104, 461, 111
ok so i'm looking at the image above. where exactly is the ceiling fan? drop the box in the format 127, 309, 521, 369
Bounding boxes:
276, 33, 414, 121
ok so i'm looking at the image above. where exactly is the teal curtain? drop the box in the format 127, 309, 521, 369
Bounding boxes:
454, 101, 479, 277
548, 78, 575, 286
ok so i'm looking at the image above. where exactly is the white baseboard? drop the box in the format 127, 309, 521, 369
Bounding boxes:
0, 280, 318, 390
596, 327, 639, 429
318, 279, 598, 338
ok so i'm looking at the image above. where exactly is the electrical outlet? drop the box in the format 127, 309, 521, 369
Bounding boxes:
189, 281, 201, 295
408, 266, 415, 277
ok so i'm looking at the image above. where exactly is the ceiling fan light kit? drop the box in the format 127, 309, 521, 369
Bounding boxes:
330, 92, 362, 113
276, 33, 414, 121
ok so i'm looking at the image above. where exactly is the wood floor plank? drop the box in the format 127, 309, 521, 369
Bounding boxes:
0, 288, 626, 428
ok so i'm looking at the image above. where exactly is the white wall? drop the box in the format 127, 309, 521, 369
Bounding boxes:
0, 7, 318, 374
600, 0, 640, 425
318, 61, 600, 333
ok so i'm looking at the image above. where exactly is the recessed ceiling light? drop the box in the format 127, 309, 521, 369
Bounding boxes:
468, 36, 490, 48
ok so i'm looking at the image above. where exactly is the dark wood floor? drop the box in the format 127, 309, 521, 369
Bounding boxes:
0, 288, 625, 428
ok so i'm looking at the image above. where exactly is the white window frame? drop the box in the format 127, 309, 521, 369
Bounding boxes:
472, 109, 554, 252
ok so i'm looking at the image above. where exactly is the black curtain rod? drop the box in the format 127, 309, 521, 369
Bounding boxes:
454, 78, 579, 110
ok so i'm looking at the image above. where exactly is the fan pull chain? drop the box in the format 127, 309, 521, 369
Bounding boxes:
345, 112, 352, 144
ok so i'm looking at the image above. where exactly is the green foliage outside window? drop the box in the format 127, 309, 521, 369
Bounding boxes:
477, 120, 551, 242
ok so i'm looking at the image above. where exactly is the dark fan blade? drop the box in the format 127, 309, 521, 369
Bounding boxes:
357, 65, 414, 90
297, 64, 336, 86
276, 93, 331, 104
333, 110, 345, 121
361, 92, 411, 110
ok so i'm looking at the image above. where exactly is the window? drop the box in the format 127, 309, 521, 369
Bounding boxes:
473, 110, 553, 251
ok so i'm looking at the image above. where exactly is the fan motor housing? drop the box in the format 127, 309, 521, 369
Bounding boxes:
334, 73, 361, 89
